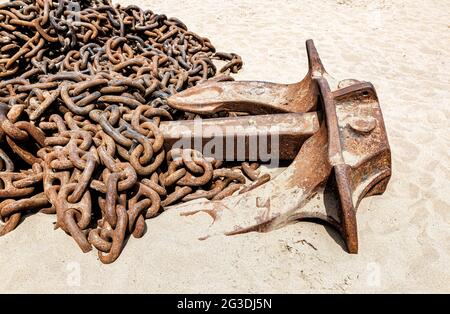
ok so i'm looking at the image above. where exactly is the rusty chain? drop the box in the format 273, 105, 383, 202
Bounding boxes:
0, 0, 269, 263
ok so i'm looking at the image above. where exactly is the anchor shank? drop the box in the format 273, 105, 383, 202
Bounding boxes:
159, 112, 320, 161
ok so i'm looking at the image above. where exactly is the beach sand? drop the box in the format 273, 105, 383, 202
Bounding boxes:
0, 0, 449, 293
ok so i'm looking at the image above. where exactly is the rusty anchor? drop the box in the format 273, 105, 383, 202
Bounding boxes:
163, 40, 392, 253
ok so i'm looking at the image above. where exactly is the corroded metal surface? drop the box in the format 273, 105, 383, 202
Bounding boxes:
159, 112, 320, 161
168, 40, 324, 115
0, 0, 257, 264
167, 40, 391, 254
0, 0, 391, 262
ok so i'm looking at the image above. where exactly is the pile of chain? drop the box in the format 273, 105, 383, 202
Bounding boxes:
0, 0, 270, 263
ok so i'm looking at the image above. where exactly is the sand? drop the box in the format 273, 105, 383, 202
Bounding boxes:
0, 0, 449, 293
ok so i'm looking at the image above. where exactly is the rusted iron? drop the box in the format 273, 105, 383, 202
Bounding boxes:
159, 112, 320, 161
162, 40, 326, 161
0, 0, 250, 264
166, 40, 391, 253
0, 0, 390, 262
167, 39, 325, 115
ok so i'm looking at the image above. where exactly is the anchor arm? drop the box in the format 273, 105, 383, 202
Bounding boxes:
167, 40, 326, 115
166, 40, 391, 254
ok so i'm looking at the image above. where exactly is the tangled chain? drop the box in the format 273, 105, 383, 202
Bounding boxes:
0, 0, 269, 263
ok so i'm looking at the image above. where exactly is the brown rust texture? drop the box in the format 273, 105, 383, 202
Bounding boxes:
0, 0, 392, 262
0, 0, 268, 264
170, 67, 391, 255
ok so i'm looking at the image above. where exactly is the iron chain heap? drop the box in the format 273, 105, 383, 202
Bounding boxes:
0, 0, 266, 263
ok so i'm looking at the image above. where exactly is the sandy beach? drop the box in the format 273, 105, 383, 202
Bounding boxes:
0, 0, 449, 293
